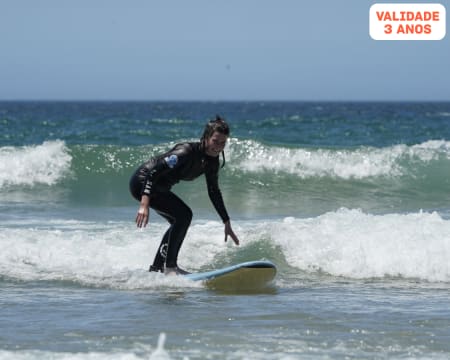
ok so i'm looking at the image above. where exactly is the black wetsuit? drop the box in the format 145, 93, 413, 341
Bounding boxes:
129, 142, 229, 271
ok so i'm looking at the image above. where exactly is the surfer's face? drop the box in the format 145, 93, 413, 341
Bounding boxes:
205, 131, 228, 157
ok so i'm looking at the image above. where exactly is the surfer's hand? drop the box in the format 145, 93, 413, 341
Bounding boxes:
224, 221, 240, 245
136, 196, 150, 228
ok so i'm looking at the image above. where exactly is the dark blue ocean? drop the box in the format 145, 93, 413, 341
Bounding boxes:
1, 101, 450, 359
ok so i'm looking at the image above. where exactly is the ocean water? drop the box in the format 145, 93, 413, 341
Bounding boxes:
1, 101, 450, 359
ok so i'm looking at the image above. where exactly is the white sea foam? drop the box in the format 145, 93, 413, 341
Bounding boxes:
0, 341, 445, 360
0, 220, 225, 289
0, 140, 72, 188
0, 333, 173, 360
268, 208, 450, 282
0, 350, 152, 360
1, 210, 450, 285
227, 139, 450, 179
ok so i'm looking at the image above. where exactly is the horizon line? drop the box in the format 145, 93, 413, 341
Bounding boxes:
1, 99, 450, 103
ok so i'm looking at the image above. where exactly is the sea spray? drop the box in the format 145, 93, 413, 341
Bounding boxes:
0, 140, 71, 188
149, 333, 170, 360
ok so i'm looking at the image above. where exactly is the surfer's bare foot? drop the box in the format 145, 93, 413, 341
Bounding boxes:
164, 266, 190, 275
164, 267, 179, 276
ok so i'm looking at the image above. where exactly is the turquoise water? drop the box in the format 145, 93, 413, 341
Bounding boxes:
1, 101, 450, 359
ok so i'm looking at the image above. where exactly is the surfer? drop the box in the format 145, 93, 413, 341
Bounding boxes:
129, 116, 240, 275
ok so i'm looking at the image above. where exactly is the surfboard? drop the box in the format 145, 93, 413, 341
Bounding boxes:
185, 260, 276, 291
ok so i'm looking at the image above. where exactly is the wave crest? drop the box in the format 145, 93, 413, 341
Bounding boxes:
271, 208, 450, 282
227, 139, 450, 179
0, 140, 72, 188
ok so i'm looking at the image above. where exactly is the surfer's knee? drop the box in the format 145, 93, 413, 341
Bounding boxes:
178, 205, 192, 226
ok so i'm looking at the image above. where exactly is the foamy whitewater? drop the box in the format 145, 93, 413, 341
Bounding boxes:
1, 102, 450, 359
2, 210, 450, 285
0, 140, 71, 187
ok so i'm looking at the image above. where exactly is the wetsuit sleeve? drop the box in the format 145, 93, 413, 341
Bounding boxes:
141, 144, 191, 197
205, 159, 230, 223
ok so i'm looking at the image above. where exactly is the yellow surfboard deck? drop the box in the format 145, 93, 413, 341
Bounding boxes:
186, 260, 277, 292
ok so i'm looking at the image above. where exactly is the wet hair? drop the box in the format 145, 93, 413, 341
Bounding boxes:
201, 115, 230, 168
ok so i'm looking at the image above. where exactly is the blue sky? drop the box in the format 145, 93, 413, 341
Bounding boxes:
1, 0, 449, 101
